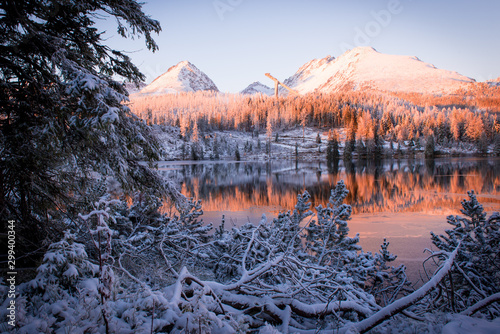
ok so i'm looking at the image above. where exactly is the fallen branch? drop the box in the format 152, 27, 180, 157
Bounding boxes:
342, 242, 461, 334
461, 292, 500, 316
169, 267, 226, 315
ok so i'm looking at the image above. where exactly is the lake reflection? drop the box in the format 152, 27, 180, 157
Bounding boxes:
159, 158, 500, 283
159, 158, 500, 219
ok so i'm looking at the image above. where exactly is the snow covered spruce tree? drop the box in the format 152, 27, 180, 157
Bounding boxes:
425, 190, 500, 316
306, 180, 411, 306
0, 0, 165, 265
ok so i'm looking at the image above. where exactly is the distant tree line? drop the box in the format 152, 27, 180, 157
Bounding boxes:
131, 87, 500, 155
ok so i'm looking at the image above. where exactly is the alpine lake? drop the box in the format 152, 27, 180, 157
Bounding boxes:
158, 157, 500, 285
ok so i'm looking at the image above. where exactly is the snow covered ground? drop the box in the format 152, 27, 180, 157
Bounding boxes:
155, 125, 335, 162
155, 125, 485, 162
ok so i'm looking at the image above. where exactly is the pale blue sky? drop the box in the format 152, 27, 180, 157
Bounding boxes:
97, 0, 500, 92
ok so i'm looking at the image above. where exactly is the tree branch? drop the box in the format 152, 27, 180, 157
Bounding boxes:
343, 242, 461, 333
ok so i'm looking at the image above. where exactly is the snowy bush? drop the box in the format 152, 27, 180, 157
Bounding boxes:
10, 231, 103, 333
425, 190, 500, 316
5, 183, 500, 333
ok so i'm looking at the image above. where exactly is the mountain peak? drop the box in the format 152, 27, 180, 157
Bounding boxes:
283, 48, 474, 95
240, 81, 273, 95
139, 61, 219, 95
347, 46, 378, 54
167, 60, 192, 72
178, 60, 191, 66
336, 46, 379, 63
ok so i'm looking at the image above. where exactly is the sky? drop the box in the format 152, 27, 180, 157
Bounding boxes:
96, 0, 500, 93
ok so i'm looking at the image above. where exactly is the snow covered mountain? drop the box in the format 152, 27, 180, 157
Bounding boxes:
139, 61, 219, 94
282, 47, 475, 95
240, 81, 274, 95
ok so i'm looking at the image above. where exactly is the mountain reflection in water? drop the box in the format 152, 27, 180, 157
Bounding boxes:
159, 158, 500, 219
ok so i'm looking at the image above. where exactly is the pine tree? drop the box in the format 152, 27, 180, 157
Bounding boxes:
424, 135, 436, 158
306, 180, 359, 267
407, 139, 415, 155
192, 120, 200, 143
476, 133, 489, 155
372, 122, 384, 158
0, 0, 163, 265
235, 145, 241, 161
415, 137, 422, 151
326, 130, 340, 165
266, 117, 273, 157
316, 132, 322, 144
273, 191, 313, 251
180, 116, 189, 139
343, 127, 356, 161
494, 134, 500, 156
397, 141, 404, 157
356, 139, 367, 158
266, 116, 273, 143
181, 143, 187, 160
343, 139, 353, 161
429, 191, 500, 314
191, 145, 199, 161
381, 112, 393, 136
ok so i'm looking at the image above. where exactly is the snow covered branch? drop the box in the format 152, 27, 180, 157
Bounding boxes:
461, 293, 500, 316
344, 242, 461, 333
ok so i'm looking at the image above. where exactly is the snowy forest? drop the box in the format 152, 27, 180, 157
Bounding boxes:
1, 1, 500, 333
129, 85, 500, 162
130, 86, 500, 156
